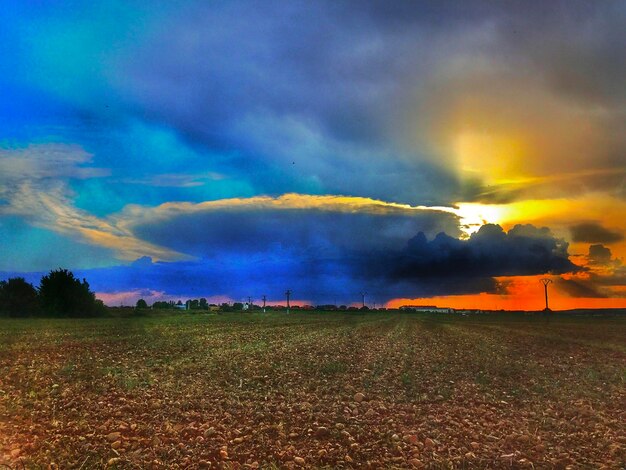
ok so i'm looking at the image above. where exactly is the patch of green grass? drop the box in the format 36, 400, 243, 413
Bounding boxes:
320, 360, 348, 375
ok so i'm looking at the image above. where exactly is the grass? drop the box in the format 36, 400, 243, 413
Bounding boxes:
0, 311, 624, 468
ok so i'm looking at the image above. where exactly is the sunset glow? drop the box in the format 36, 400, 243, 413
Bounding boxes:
388, 276, 626, 311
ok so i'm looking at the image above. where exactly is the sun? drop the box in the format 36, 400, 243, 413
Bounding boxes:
453, 202, 509, 237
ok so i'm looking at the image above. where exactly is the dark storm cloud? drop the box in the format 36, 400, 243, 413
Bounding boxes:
571, 223, 624, 244
588, 244, 613, 265
78, 220, 575, 302
360, 224, 577, 284
2, 218, 579, 303
129, 207, 460, 258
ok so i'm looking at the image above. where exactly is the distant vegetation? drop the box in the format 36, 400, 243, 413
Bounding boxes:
0, 277, 39, 316
0, 269, 104, 317
1, 270, 379, 317
145, 300, 372, 312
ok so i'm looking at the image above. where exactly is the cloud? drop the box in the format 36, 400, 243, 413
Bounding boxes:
356, 224, 578, 297
588, 244, 613, 265
109, 194, 463, 266
571, 222, 624, 244
2, 1, 625, 303
105, 0, 624, 203
119, 171, 226, 188
117, 193, 461, 230
0, 144, 108, 182
466, 168, 626, 204
0, 148, 583, 301
0, 146, 467, 264
552, 244, 626, 299
3, 222, 574, 305
0, 144, 187, 262
556, 277, 607, 299
5, 1, 625, 208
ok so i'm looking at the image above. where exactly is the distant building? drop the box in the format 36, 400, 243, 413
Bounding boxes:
399, 305, 455, 314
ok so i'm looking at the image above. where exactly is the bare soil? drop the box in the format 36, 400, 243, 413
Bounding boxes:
1, 312, 624, 468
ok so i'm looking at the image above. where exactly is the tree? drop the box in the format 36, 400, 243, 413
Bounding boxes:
199, 298, 208, 310
0, 277, 39, 317
152, 301, 172, 309
136, 298, 148, 309
39, 269, 102, 317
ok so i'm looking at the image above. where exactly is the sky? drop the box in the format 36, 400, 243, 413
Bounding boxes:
1, 1, 625, 310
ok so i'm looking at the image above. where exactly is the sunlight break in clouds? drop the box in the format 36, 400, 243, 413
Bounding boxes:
115, 193, 465, 231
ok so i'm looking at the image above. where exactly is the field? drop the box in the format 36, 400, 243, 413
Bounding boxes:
1, 312, 625, 469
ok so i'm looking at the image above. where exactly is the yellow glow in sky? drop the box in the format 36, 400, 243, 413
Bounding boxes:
452, 195, 626, 260
455, 132, 527, 182
453, 202, 509, 237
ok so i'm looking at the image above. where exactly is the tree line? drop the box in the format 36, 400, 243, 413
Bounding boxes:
0, 269, 105, 317
143, 298, 211, 310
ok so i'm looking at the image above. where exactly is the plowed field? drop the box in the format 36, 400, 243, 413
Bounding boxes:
1, 312, 624, 468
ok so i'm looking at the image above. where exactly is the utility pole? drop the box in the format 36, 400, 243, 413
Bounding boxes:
360, 291, 366, 309
285, 290, 291, 314
540, 278, 552, 311
262, 295, 267, 313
